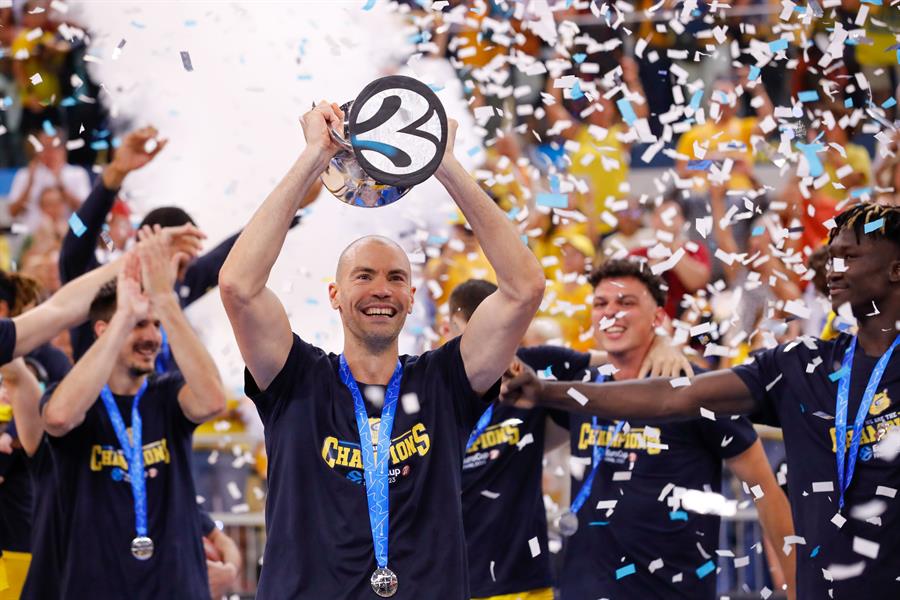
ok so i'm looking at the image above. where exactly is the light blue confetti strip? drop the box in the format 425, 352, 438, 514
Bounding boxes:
811, 545, 820, 557
573, 53, 587, 64
696, 560, 716, 579
68, 214, 87, 237
184, 19, 197, 27
617, 98, 637, 125
362, 0, 377, 9
467, 146, 480, 157
520, 234, 529, 245
130, 20, 145, 28
769, 38, 789, 53
882, 97, 897, 109
428, 84, 444, 92
588, 521, 609, 526
90, 140, 109, 151
536, 193, 568, 208
864, 218, 885, 233
751, 225, 765, 237
844, 97, 854, 108
850, 187, 871, 199
60, 97, 76, 107
669, 510, 688, 521
798, 90, 820, 103
689, 89, 703, 110
570, 80, 584, 100
897, 50, 900, 65
748, 66, 760, 81
549, 174, 560, 193
616, 564, 636, 579
797, 141, 825, 177
829, 366, 850, 382
542, 366, 553, 378
861, 0, 882, 5
42, 120, 56, 136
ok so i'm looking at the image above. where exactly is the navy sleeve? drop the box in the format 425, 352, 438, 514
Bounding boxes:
25, 344, 73, 386
179, 231, 240, 307
39, 382, 94, 448
244, 334, 323, 424
59, 179, 116, 284
198, 511, 217, 536
695, 415, 759, 460
425, 336, 500, 431
154, 371, 198, 434
732, 347, 785, 427
516, 345, 591, 382
0, 319, 16, 365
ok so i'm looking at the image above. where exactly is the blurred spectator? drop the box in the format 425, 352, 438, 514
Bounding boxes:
801, 246, 832, 339
675, 70, 774, 193
10, 0, 69, 137
631, 199, 712, 319
545, 55, 647, 243
538, 230, 595, 351
0, 4, 22, 167
7, 130, 89, 233
851, 0, 900, 117
599, 197, 654, 256
424, 212, 497, 313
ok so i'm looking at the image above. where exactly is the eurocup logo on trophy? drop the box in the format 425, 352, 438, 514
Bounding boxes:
321, 75, 449, 207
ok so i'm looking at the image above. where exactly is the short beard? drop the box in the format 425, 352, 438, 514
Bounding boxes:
128, 365, 154, 378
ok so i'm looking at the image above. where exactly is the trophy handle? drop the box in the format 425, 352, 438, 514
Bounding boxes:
309, 101, 353, 151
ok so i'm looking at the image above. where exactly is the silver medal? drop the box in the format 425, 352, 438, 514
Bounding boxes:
558, 511, 579, 537
370, 567, 398, 597
130, 536, 154, 560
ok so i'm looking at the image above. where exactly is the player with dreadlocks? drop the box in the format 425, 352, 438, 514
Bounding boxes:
500, 202, 900, 600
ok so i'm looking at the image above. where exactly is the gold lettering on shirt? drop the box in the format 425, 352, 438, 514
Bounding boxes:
321, 424, 431, 470
89, 439, 171, 472
466, 422, 520, 453
576, 423, 662, 455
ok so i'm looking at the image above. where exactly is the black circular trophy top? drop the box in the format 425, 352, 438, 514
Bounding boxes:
347, 75, 448, 189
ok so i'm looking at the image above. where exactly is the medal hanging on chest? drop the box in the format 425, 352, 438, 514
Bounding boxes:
100, 380, 153, 560
559, 373, 626, 537
339, 355, 403, 597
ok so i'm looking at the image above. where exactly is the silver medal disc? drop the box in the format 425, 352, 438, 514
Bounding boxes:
370, 567, 398, 597
558, 511, 579, 537
130, 536, 154, 560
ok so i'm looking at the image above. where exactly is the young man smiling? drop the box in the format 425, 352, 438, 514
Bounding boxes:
502, 203, 900, 599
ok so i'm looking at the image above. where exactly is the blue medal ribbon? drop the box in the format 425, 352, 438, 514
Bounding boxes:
466, 403, 495, 451
100, 379, 150, 540
338, 355, 403, 571
154, 327, 172, 374
835, 335, 899, 509
568, 373, 626, 515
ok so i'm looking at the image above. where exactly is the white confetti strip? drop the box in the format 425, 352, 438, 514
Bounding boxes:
528, 537, 541, 558
876, 486, 897, 498
812, 481, 834, 493
700, 407, 715, 420
831, 512, 847, 528
852, 537, 879, 559
567, 387, 589, 406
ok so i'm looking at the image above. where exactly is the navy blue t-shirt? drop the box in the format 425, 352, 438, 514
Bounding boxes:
461, 345, 590, 597
245, 334, 493, 600
22, 373, 208, 600
734, 333, 900, 599
554, 368, 758, 600
0, 343, 70, 555
0, 320, 21, 555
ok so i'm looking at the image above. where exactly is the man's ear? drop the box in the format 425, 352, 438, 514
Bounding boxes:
93, 319, 110, 339
438, 319, 451, 339
890, 258, 900, 283
328, 282, 340, 310
408, 285, 416, 314
652, 306, 667, 330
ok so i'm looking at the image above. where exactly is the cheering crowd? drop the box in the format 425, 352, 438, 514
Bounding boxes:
1, 0, 900, 599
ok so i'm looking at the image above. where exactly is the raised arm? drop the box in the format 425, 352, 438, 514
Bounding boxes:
437, 124, 545, 394
138, 228, 226, 423
0, 358, 43, 456
726, 440, 797, 600
219, 102, 339, 390
41, 253, 145, 437
59, 126, 167, 283
500, 363, 759, 422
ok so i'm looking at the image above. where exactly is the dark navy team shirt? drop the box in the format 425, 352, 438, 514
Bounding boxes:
22, 373, 208, 600
246, 334, 495, 600
0, 340, 71, 555
0, 319, 18, 557
462, 345, 590, 597
554, 368, 758, 600
734, 333, 900, 599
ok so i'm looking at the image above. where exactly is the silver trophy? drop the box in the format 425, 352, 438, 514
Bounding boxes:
321, 75, 448, 207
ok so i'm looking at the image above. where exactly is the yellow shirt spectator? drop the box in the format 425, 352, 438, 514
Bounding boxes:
676, 116, 758, 192
11, 29, 63, 107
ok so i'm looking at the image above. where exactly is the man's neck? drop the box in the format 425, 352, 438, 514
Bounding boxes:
855, 300, 900, 356
342, 337, 400, 385
107, 366, 148, 396
606, 338, 654, 382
